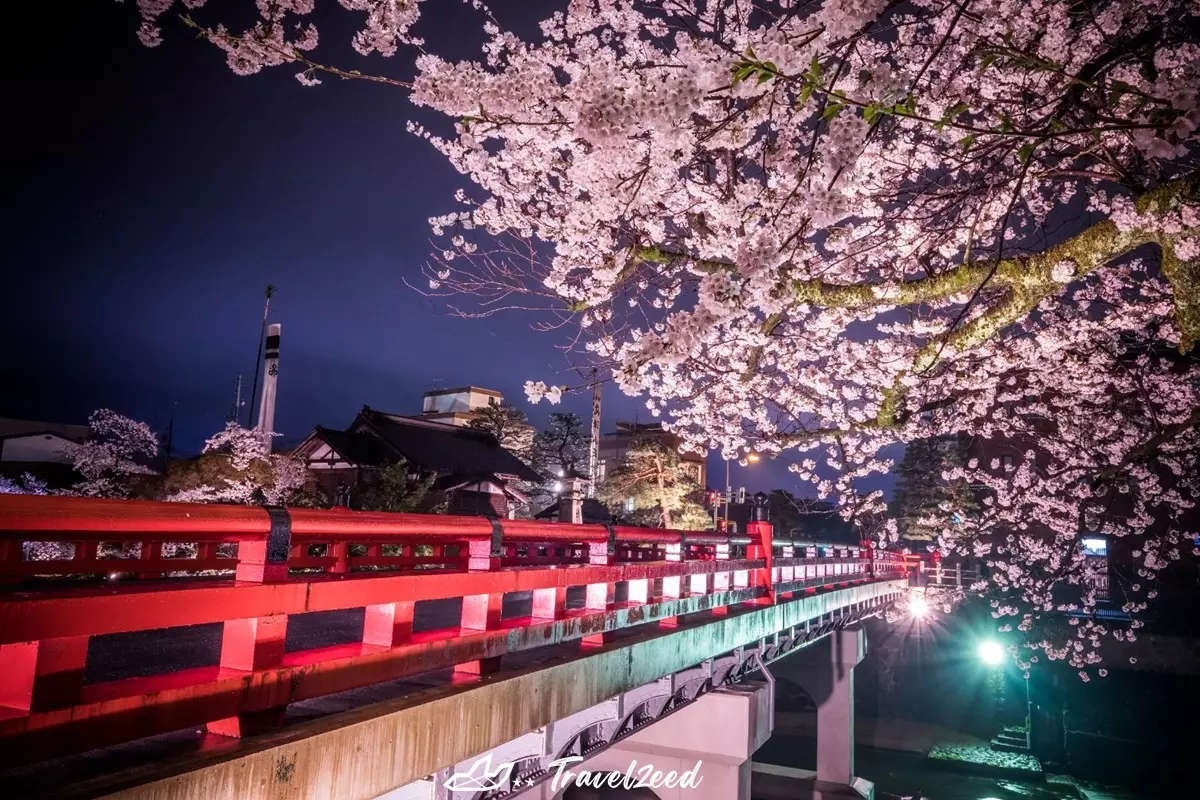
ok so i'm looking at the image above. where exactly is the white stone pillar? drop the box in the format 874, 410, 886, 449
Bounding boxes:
532, 683, 772, 800
785, 626, 867, 786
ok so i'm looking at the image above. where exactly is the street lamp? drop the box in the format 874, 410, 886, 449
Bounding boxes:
978, 639, 1006, 666
723, 452, 760, 527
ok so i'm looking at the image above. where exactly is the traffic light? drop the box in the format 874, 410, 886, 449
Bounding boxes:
706, 490, 719, 508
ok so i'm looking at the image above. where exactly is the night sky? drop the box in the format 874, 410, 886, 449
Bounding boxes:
0, 1, 862, 496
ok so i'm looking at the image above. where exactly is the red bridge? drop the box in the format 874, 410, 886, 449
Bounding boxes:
0, 495, 910, 799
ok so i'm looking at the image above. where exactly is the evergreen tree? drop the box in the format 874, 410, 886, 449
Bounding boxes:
598, 441, 710, 530
359, 459, 438, 513
469, 402, 537, 516
891, 434, 974, 542
532, 412, 589, 477
468, 403, 535, 461
525, 412, 591, 514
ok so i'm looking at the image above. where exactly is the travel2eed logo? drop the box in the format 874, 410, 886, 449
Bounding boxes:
443, 753, 705, 793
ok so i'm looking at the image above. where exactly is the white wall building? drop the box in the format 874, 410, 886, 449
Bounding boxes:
418, 386, 503, 427
0, 418, 90, 464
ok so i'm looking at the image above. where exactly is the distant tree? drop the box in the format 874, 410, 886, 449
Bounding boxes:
767, 490, 857, 543
533, 412, 589, 478
0, 472, 49, 496
521, 412, 589, 513
0, 473, 60, 560
159, 422, 306, 505
598, 441, 710, 530
469, 403, 535, 460
70, 409, 160, 498
891, 435, 976, 542
358, 458, 438, 513
469, 402, 539, 516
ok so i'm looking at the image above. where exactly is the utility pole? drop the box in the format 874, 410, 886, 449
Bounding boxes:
587, 368, 601, 498
162, 415, 174, 473
246, 284, 275, 428
229, 374, 244, 422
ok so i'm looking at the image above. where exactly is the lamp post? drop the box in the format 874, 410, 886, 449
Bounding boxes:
724, 452, 760, 527
978, 639, 1031, 746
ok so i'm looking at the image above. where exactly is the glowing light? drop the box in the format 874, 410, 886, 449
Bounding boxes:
108, 573, 119, 581
978, 639, 1006, 666
909, 594, 929, 619
553, 481, 563, 493
746, 453, 760, 463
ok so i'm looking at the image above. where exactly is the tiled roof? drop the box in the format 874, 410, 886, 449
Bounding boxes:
360, 409, 540, 481
302, 407, 540, 482
0, 418, 91, 442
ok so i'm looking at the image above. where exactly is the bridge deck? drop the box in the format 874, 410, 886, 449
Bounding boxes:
0, 495, 910, 797
7, 579, 905, 800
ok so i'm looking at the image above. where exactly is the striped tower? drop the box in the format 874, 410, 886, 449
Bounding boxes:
255, 324, 281, 447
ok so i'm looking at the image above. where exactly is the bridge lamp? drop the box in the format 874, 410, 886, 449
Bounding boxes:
977, 639, 1006, 666
908, 593, 929, 619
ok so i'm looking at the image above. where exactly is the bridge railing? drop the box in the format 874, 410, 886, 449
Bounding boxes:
0, 494, 907, 767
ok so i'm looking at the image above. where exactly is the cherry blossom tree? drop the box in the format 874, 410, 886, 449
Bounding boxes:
160, 421, 307, 505
0, 473, 49, 496
129, 1, 1200, 671
69, 409, 160, 498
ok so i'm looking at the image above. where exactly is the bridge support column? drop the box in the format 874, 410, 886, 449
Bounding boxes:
207, 614, 289, 737
530, 683, 773, 800
784, 625, 867, 790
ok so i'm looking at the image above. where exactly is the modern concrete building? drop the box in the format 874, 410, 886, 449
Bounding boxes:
417, 386, 504, 427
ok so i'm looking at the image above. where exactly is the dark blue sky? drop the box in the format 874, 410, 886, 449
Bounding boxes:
0, 1, 845, 496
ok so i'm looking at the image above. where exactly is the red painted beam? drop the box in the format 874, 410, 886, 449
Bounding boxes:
0, 585, 782, 767
0, 495, 268, 539
0, 560, 774, 644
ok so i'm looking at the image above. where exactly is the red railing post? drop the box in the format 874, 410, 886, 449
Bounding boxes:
745, 517, 774, 605
234, 508, 291, 583
582, 527, 617, 646
329, 541, 350, 575
363, 601, 415, 647
657, 540, 684, 628
207, 613, 289, 737
136, 541, 163, 580
0, 635, 89, 712
457, 526, 505, 675
531, 586, 567, 620
712, 539, 732, 614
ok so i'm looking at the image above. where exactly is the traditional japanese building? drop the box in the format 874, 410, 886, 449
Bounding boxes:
294, 405, 540, 517
0, 417, 92, 489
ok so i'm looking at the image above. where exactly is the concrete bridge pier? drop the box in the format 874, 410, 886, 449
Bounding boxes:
529, 682, 774, 800
766, 625, 872, 800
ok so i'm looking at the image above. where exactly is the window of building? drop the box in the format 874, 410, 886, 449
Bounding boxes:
624, 497, 635, 512
1000, 454, 1014, 469
488, 396, 497, 406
